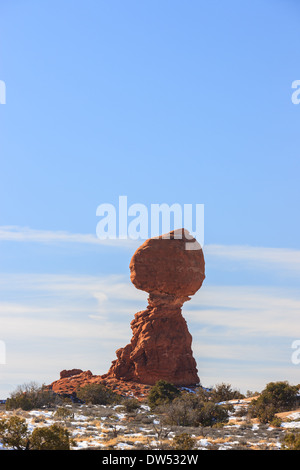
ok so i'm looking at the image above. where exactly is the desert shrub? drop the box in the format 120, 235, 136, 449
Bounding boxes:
248, 381, 299, 423
171, 432, 196, 450
269, 416, 282, 428
260, 381, 298, 410
193, 387, 212, 402
281, 430, 300, 450
93, 406, 118, 419
197, 401, 230, 427
29, 424, 75, 450
0, 414, 74, 450
0, 416, 29, 450
248, 397, 276, 424
5, 394, 33, 411
162, 391, 230, 427
148, 380, 181, 410
234, 406, 248, 417
76, 383, 121, 405
246, 390, 260, 398
210, 383, 244, 403
54, 406, 74, 421
121, 397, 140, 413
5, 382, 59, 411
161, 392, 201, 427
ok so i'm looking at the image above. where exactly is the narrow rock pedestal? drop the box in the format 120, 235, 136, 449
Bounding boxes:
104, 229, 205, 386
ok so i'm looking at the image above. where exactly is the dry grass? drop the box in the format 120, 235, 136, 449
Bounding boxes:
0, 397, 295, 450
275, 408, 300, 420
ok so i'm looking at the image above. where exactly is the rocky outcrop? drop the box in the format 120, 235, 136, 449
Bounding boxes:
104, 229, 205, 386
59, 369, 84, 379
48, 369, 152, 400
47, 228, 205, 397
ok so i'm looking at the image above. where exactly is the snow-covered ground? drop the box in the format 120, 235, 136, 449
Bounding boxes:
280, 411, 300, 429
0, 398, 298, 450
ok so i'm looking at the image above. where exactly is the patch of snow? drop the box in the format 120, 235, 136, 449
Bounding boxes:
217, 400, 241, 406
72, 429, 86, 436
70, 422, 86, 428
285, 412, 300, 420
228, 440, 240, 446
180, 387, 196, 394
139, 427, 153, 433
114, 412, 126, 420
72, 413, 87, 421
28, 410, 53, 418
74, 440, 89, 449
140, 404, 150, 411
281, 421, 300, 429
115, 424, 126, 431
197, 438, 210, 447
116, 442, 135, 449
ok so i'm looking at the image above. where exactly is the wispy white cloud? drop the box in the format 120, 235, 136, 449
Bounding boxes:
1, 272, 299, 350
1, 225, 300, 273
0, 273, 143, 342
192, 340, 281, 363
0, 272, 140, 396
186, 285, 300, 338
0, 265, 299, 364
204, 244, 300, 272
0, 225, 139, 249
1, 227, 300, 395
0, 271, 299, 396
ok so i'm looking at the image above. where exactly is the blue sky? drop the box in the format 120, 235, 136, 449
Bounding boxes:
0, 0, 300, 397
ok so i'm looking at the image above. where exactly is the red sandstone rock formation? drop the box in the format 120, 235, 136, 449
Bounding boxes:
48, 369, 151, 400
47, 228, 205, 396
50, 370, 94, 395
59, 369, 84, 379
104, 229, 205, 386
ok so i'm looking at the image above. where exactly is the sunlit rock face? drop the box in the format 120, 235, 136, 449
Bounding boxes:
105, 229, 205, 386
